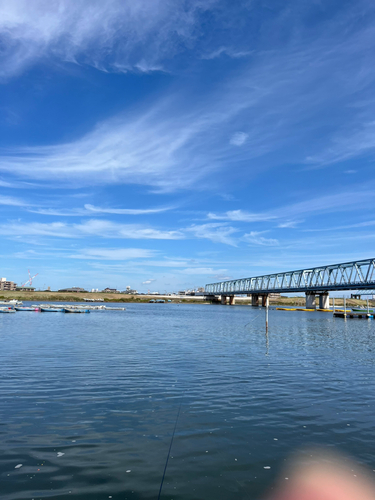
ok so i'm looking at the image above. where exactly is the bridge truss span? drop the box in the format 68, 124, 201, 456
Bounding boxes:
205, 258, 375, 295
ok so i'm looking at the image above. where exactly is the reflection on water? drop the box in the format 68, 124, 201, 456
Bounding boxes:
0, 303, 374, 500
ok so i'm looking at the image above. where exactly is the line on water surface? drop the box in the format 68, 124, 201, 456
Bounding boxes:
157, 393, 184, 500
244, 312, 263, 327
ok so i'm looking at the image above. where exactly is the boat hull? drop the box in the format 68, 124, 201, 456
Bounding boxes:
63, 309, 90, 313
15, 307, 40, 311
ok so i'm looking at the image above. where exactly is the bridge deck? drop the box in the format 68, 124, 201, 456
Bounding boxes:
205, 258, 375, 295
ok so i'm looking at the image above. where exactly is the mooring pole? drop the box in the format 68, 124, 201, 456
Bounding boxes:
344, 296, 346, 320
367, 299, 369, 314
332, 297, 335, 313
266, 303, 269, 333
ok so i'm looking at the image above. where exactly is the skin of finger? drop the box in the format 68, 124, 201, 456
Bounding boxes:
270, 461, 375, 500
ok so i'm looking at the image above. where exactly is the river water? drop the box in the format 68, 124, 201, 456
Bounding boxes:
0, 302, 374, 500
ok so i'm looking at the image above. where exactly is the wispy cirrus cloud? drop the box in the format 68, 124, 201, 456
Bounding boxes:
0, 0, 216, 80
2, 8, 375, 190
28, 204, 173, 216
0, 194, 30, 206
202, 47, 252, 60
243, 231, 279, 246
83, 204, 172, 215
70, 248, 155, 260
185, 223, 238, 246
0, 219, 184, 240
229, 132, 248, 146
208, 187, 375, 224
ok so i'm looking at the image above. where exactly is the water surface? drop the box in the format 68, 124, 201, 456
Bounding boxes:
0, 303, 374, 500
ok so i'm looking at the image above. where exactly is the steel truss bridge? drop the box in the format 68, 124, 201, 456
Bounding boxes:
205, 258, 375, 295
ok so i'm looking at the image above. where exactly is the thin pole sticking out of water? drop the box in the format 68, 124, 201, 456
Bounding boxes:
344, 296, 346, 320
367, 299, 369, 314
266, 303, 269, 333
332, 297, 335, 313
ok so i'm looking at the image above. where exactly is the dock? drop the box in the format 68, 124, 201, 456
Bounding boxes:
333, 312, 373, 319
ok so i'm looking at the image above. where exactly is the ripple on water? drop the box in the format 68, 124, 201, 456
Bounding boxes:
0, 303, 374, 500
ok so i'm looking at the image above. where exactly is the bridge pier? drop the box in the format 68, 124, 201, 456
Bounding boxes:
229, 296, 236, 306
319, 293, 329, 309
221, 295, 227, 305
305, 292, 316, 309
251, 294, 269, 307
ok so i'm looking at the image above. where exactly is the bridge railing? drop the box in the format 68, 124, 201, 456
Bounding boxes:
205, 258, 375, 295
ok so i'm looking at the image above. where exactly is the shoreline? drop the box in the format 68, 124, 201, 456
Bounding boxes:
0, 291, 372, 307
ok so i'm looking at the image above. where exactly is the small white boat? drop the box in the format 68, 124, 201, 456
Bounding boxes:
15, 307, 40, 311
0, 308, 16, 313
63, 308, 90, 313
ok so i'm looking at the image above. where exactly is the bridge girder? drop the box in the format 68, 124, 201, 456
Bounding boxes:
205, 258, 375, 295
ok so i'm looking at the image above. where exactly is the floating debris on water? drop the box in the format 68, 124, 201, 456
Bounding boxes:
14, 464, 22, 469
264, 466, 271, 469
126, 470, 131, 473
57, 452, 65, 457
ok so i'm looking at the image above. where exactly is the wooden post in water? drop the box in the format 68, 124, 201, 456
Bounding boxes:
367, 299, 369, 314
332, 297, 335, 313
344, 296, 346, 320
266, 303, 269, 333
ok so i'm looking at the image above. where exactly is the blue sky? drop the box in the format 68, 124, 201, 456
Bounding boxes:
1, 0, 375, 292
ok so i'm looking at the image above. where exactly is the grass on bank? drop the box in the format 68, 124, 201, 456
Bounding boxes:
0, 291, 373, 307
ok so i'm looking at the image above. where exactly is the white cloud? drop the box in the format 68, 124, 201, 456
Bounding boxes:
27, 204, 172, 216
0, 0, 216, 80
277, 220, 302, 228
0, 194, 29, 206
202, 47, 252, 60
244, 231, 279, 246
230, 132, 248, 146
208, 187, 375, 224
1, 5, 375, 197
0, 219, 184, 240
83, 204, 172, 215
70, 248, 155, 260
28, 208, 88, 216
142, 279, 156, 284
186, 223, 238, 246
305, 121, 375, 168
208, 209, 275, 222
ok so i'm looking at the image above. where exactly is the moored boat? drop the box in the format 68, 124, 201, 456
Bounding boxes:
352, 307, 374, 313
0, 308, 16, 313
40, 308, 64, 312
15, 307, 40, 311
63, 308, 90, 313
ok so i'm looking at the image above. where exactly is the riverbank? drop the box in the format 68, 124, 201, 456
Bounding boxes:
0, 291, 373, 307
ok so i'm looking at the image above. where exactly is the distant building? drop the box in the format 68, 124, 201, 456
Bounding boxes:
15, 286, 35, 292
102, 288, 117, 293
58, 287, 87, 293
91, 288, 99, 293
0, 278, 17, 291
